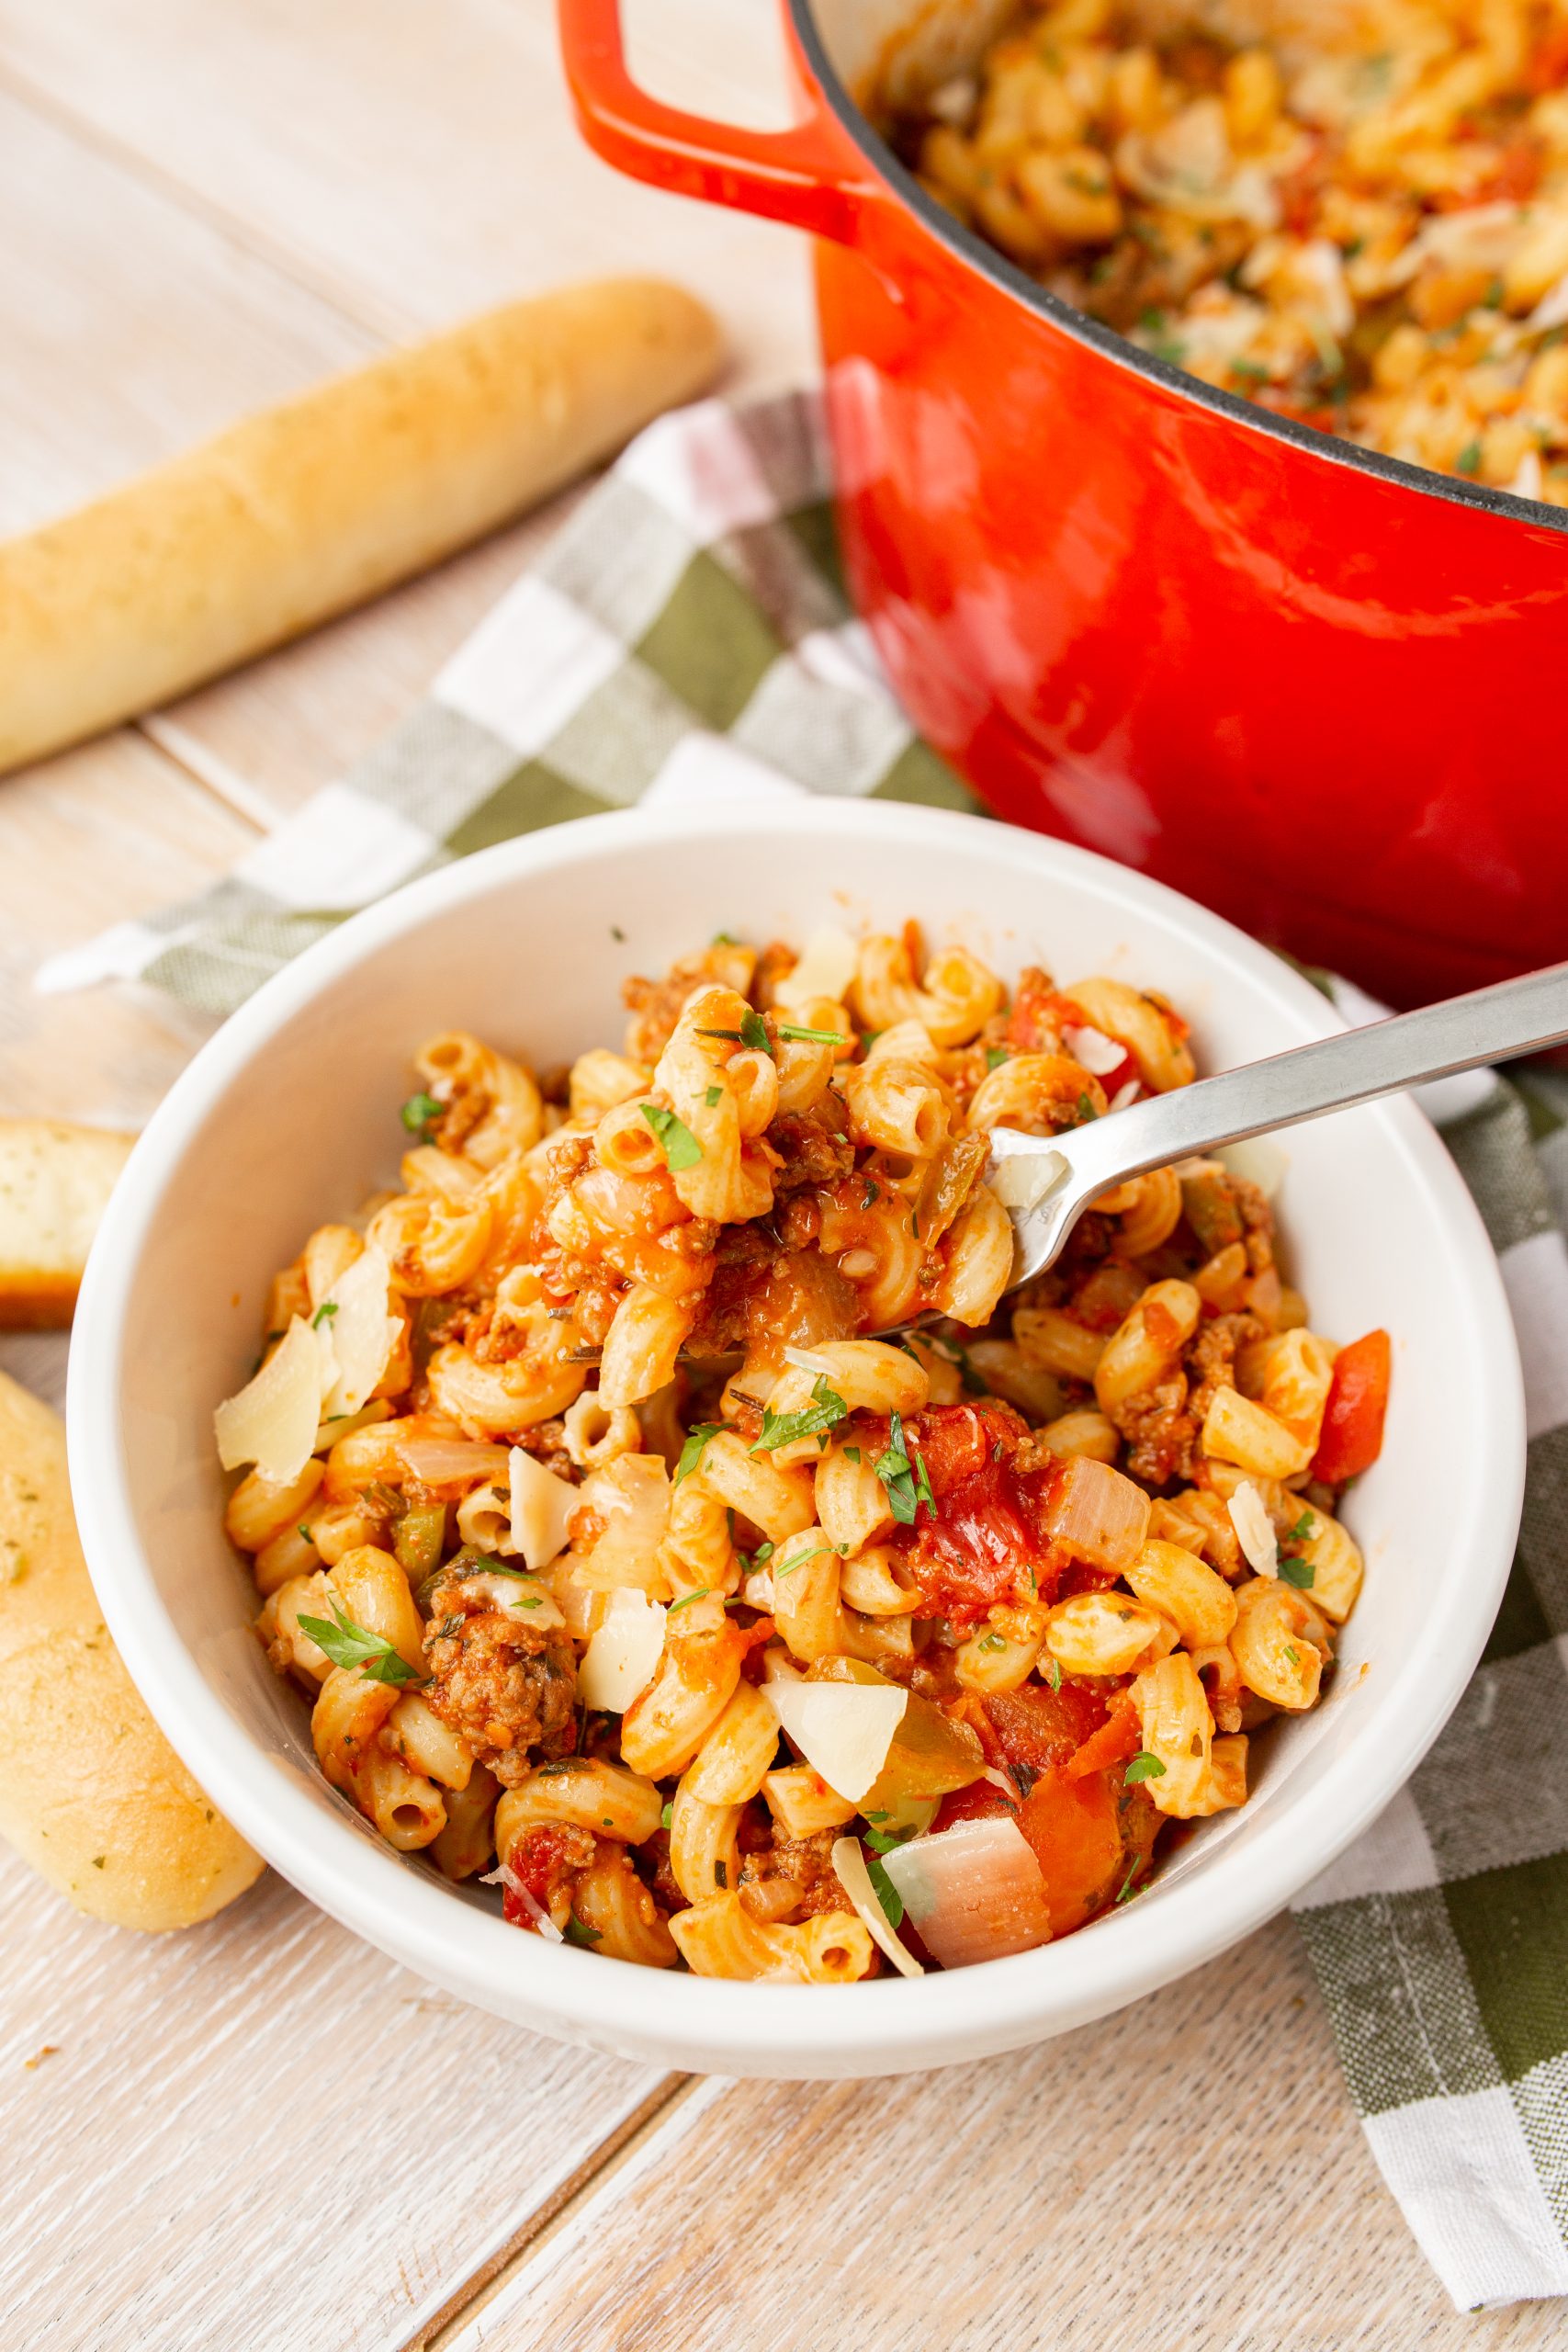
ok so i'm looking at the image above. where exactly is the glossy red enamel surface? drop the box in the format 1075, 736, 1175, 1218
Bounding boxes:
560, 0, 1568, 1006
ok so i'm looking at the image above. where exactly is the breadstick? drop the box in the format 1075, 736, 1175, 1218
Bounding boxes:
0, 277, 722, 774
0, 1118, 135, 1329
0, 1373, 264, 1928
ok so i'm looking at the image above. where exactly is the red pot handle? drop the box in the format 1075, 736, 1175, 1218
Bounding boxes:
558, 0, 869, 242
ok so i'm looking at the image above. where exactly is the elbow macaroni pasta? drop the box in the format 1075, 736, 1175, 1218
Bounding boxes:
220, 915, 1386, 1978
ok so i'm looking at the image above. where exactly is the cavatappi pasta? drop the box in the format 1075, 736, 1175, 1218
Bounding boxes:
879, 0, 1568, 500
218, 923, 1390, 1979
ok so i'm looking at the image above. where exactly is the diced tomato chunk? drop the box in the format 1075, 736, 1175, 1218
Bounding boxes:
1310, 1329, 1391, 1485
1016, 1768, 1126, 1938
1063, 1695, 1142, 1781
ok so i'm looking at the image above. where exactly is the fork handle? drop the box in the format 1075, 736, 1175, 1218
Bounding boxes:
1043, 957, 1568, 1206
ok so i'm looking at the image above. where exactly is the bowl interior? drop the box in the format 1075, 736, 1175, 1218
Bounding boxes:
72, 804, 1519, 2076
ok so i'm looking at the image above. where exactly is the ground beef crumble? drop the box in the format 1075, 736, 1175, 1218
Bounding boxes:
423, 1566, 578, 1785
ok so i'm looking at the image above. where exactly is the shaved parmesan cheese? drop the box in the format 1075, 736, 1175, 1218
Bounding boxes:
1106, 1080, 1142, 1114
579, 1587, 667, 1712
830, 1836, 925, 1978
987, 1149, 1066, 1213
313, 1397, 391, 1453
1217, 1138, 1287, 1201
215, 1316, 325, 1484
1228, 1480, 1279, 1577
479, 1860, 565, 1941
764, 1678, 907, 1803
743, 1567, 776, 1611
773, 923, 858, 1012
783, 1345, 839, 1378
881, 1815, 1052, 1968
509, 1446, 578, 1572
1062, 1023, 1126, 1077
319, 1245, 400, 1419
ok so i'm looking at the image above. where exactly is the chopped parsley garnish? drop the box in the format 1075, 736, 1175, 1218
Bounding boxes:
660, 1802, 673, 1829
697, 1010, 771, 1054
297, 1523, 314, 1545
712, 930, 740, 945
773, 1542, 834, 1581
297, 1599, 424, 1688
1124, 1751, 1167, 1786
1456, 438, 1482, 476
1046, 1657, 1063, 1691
639, 1102, 704, 1171
400, 1090, 442, 1140
873, 1409, 935, 1525
752, 1374, 849, 1453
1284, 1645, 1301, 1667
1113, 1858, 1143, 1905
674, 1422, 721, 1485
1076, 1092, 1098, 1123
310, 1299, 338, 1329
705, 1084, 722, 1107
862, 1176, 879, 1210
863, 1822, 915, 1855
777, 1023, 848, 1046
863, 1851, 904, 1929
978, 1632, 1008, 1652
985, 1046, 1009, 1070
843, 1445, 862, 1464
562, 1916, 602, 1947
1278, 1555, 1316, 1589
666, 1587, 710, 1615
1287, 1510, 1316, 1543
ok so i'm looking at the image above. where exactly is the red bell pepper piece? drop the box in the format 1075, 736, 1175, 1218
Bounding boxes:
1310, 1329, 1392, 1485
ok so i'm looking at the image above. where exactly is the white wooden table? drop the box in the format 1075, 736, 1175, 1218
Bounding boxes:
0, 6, 1559, 2345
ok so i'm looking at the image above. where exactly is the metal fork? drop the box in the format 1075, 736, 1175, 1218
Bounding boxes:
976, 959, 1568, 1298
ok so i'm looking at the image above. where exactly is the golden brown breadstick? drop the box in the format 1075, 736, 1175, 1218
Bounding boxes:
0, 277, 723, 773
0, 1373, 264, 1928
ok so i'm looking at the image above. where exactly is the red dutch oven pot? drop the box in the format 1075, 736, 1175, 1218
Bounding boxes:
560, 0, 1568, 1006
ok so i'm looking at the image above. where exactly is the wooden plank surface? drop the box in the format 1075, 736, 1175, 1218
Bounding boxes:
441, 1920, 1559, 2352
0, 1847, 668, 2352
0, 3, 1556, 2346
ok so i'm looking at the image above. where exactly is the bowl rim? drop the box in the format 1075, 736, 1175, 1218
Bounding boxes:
68, 799, 1525, 2071
787, 0, 1568, 543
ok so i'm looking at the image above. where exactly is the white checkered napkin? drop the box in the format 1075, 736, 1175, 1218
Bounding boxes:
35, 390, 1568, 2312
1292, 1056, 1568, 2312
39, 392, 975, 1014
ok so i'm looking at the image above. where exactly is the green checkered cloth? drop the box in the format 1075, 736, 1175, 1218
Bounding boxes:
42, 391, 1568, 2311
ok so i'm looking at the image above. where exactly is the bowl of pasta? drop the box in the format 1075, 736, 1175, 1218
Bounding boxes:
68, 799, 1522, 2076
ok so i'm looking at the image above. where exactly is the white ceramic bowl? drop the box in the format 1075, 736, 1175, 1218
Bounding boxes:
68, 802, 1523, 2078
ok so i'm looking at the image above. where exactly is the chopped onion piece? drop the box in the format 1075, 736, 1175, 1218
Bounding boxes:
400, 1436, 514, 1486
988, 1149, 1066, 1212
319, 1244, 400, 1419
579, 1588, 667, 1713
1041, 1453, 1150, 1573
1062, 1023, 1126, 1077
456, 1568, 566, 1626
764, 1678, 907, 1803
830, 1837, 925, 1978
479, 1860, 565, 1942
880, 1815, 1052, 1968
1229, 1480, 1279, 1577
509, 1445, 578, 1572
214, 1316, 324, 1484
1217, 1137, 1287, 1201
782, 1345, 840, 1378
980, 1764, 1020, 1798
773, 923, 857, 1012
